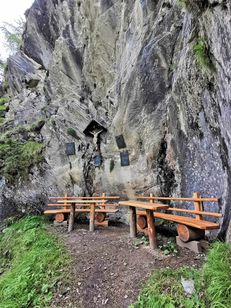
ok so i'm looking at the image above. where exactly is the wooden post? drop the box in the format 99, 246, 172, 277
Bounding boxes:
193, 192, 203, 220
89, 203, 96, 232
68, 204, 75, 232
146, 209, 157, 249
102, 192, 106, 209
64, 192, 68, 209
129, 206, 137, 238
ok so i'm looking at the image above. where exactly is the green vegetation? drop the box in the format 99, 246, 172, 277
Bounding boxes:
0, 137, 44, 183
193, 38, 215, 71
29, 119, 45, 132
67, 127, 78, 139
0, 216, 70, 308
0, 97, 8, 105
0, 98, 8, 126
131, 242, 231, 308
110, 159, 115, 173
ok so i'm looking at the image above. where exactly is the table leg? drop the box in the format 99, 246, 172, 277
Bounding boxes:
129, 206, 137, 238
146, 209, 157, 249
68, 204, 75, 233
89, 203, 95, 232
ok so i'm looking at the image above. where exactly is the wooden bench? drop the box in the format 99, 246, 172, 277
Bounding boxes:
136, 193, 222, 243
45, 193, 120, 231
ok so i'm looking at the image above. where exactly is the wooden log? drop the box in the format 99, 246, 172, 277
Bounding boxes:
146, 209, 157, 249
55, 213, 65, 222
89, 203, 96, 232
68, 204, 75, 233
95, 212, 106, 223
137, 215, 147, 229
177, 224, 205, 242
129, 206, 137, 238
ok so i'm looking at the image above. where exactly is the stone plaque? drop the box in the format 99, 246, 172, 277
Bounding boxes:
94, 154, 102, 167
115, 135, 126, 149
65, 142, 76, 156
120, 151, 130, 166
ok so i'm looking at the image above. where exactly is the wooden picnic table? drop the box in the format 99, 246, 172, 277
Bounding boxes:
119, 200, 169, 249
58, 199, 105, 232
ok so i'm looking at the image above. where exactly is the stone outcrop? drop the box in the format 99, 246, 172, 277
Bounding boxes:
0, 0, 231, 241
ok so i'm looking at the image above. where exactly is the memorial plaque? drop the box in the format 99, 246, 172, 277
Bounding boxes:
65, 142, 76, 156
94, 154, 102, 167
115, 135, 126, 149
120, 151, 130, 166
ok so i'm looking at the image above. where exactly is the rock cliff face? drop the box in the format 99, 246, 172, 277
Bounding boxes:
1, 0, 231, 240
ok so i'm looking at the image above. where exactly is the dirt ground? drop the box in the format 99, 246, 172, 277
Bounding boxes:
51, 222, 204, 308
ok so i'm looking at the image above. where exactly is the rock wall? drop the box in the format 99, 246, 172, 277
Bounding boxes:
0, 0, 231, 240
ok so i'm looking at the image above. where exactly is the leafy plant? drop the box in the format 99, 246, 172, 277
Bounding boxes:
0, 97, 8, 105
0, 216, 70, 307
193, 38, 215, 71
133, 236, 149, 248
67, 127, 78, 139
159, 240, 178, 255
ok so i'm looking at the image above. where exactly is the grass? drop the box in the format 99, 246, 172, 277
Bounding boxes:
0, 138, 44, 183
0, 216, 70, 308
131, 242, 231, 308
0, 97, 8, 105
193, 38, 215, 71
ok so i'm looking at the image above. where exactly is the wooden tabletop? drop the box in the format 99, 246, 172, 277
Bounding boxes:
118, 200, 169, 211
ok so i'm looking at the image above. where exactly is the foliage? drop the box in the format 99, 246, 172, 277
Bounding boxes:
193, 39, 215, 71
159, 239, 178, 256
29, 119, 45, 132
0, 137, 44, 183
67, 127, 78, 139
0, 97, 8, 105
0, 18, 24, 55
131, 242, 231, 308
0, 216, 70, 308
110, 159, 115, 173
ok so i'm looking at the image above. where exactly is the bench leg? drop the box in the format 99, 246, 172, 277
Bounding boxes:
68, 204, 75, 233
146, 209, 157, 249
129, 206, 137, 238
89, 204, 95, 232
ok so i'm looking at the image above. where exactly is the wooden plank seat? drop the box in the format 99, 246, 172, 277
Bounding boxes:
135, 210, 220, 230
44, 209, 119, 214
136, 192, 222, 243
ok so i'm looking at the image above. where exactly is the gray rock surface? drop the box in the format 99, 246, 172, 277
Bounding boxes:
0, 0, 231, 241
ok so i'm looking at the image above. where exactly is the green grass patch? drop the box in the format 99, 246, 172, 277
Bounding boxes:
193, 38, 215, 71
131, 242, 231, 308
0, 138, 44, 184
0, 216, 70, 308
0, 97, 8, 105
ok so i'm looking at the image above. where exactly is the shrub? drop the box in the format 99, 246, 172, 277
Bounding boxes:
193, 38, 215, 71
0, 138, 44, 184
0, 97, 8, 105
67, 128, 78, 139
